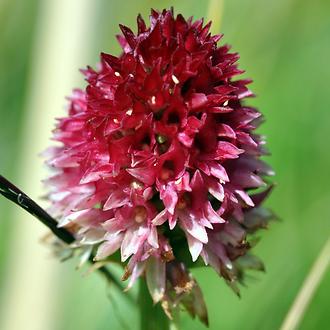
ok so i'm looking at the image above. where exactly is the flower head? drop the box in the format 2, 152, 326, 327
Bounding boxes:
45, 8, 274, 324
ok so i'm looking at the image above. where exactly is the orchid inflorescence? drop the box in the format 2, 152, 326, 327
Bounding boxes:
2, 8, 275, 326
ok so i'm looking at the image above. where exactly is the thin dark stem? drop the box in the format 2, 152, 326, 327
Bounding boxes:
0, 174, 132, 302
0, 175, 75, 244
87, 254, 129, 294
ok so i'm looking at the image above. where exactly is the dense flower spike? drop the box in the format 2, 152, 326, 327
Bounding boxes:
45, 8, 274, 324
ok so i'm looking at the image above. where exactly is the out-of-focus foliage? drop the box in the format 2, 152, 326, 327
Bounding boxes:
0, 0, 39, 285
0, 0, 329, 329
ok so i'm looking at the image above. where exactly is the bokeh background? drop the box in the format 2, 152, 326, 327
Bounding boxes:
0, 0, 329, 329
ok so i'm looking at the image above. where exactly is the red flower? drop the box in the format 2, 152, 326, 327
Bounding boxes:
45, 8, 274, 324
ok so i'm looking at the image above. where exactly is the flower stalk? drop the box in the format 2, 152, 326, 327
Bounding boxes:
138, 278, 169, 330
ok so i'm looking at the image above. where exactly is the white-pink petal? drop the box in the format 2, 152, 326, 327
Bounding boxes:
103, 190, 129, 210
208, 181, 225, 202
95, 233, 123, 260
58, 208, 91, 227
102, 218, 122, 233
80, 228, 106, 245
121, 228, 140, 261
80, 164, 114, 184
146, 256, 166, 303
161, 185, 178, 215
235, 189, 255, 207
204, 202, 226, 224
151, 209, 168, 226
180, 213, 208, 244
126, 167, 155, 185
147, 226, 159, 248
125, 261, 146, 291
208, 161, 229, 182
186, 233, 203, 262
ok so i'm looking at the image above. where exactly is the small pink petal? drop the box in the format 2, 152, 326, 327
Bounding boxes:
161, 185, 178, 215
126, 166, 155, 185
80, 228, 106, 245
152, 209, 168, 226
168, 213, 178, 230
204, 202, 225, 224
147, 226, 159, 248
208, 180, 225, 201
186, 233, 203, 261
125, 261, 146, 291
95, 233, 123, 260
58, 209, 91, 227
188, 93, 208, 109
235, 189, 255, 207
217, 124, 236, 139
180, 212, 208, 244
102, 218, 124, 234
178, 132, 194, 147
103, 190, 129, 210
207, 161, 229, 182
217, 141, 244, 159
80, 163, 114, 184
121, 228, 141, 261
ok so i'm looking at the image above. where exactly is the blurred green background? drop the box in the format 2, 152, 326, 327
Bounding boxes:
0, 0, 329, 329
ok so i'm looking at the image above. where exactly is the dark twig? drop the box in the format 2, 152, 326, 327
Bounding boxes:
0, 174, 133, 302
0, 175, 75, 244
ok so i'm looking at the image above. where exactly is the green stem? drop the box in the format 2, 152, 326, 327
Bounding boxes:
138, 278, 169, 330
280, 237, 330, 330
